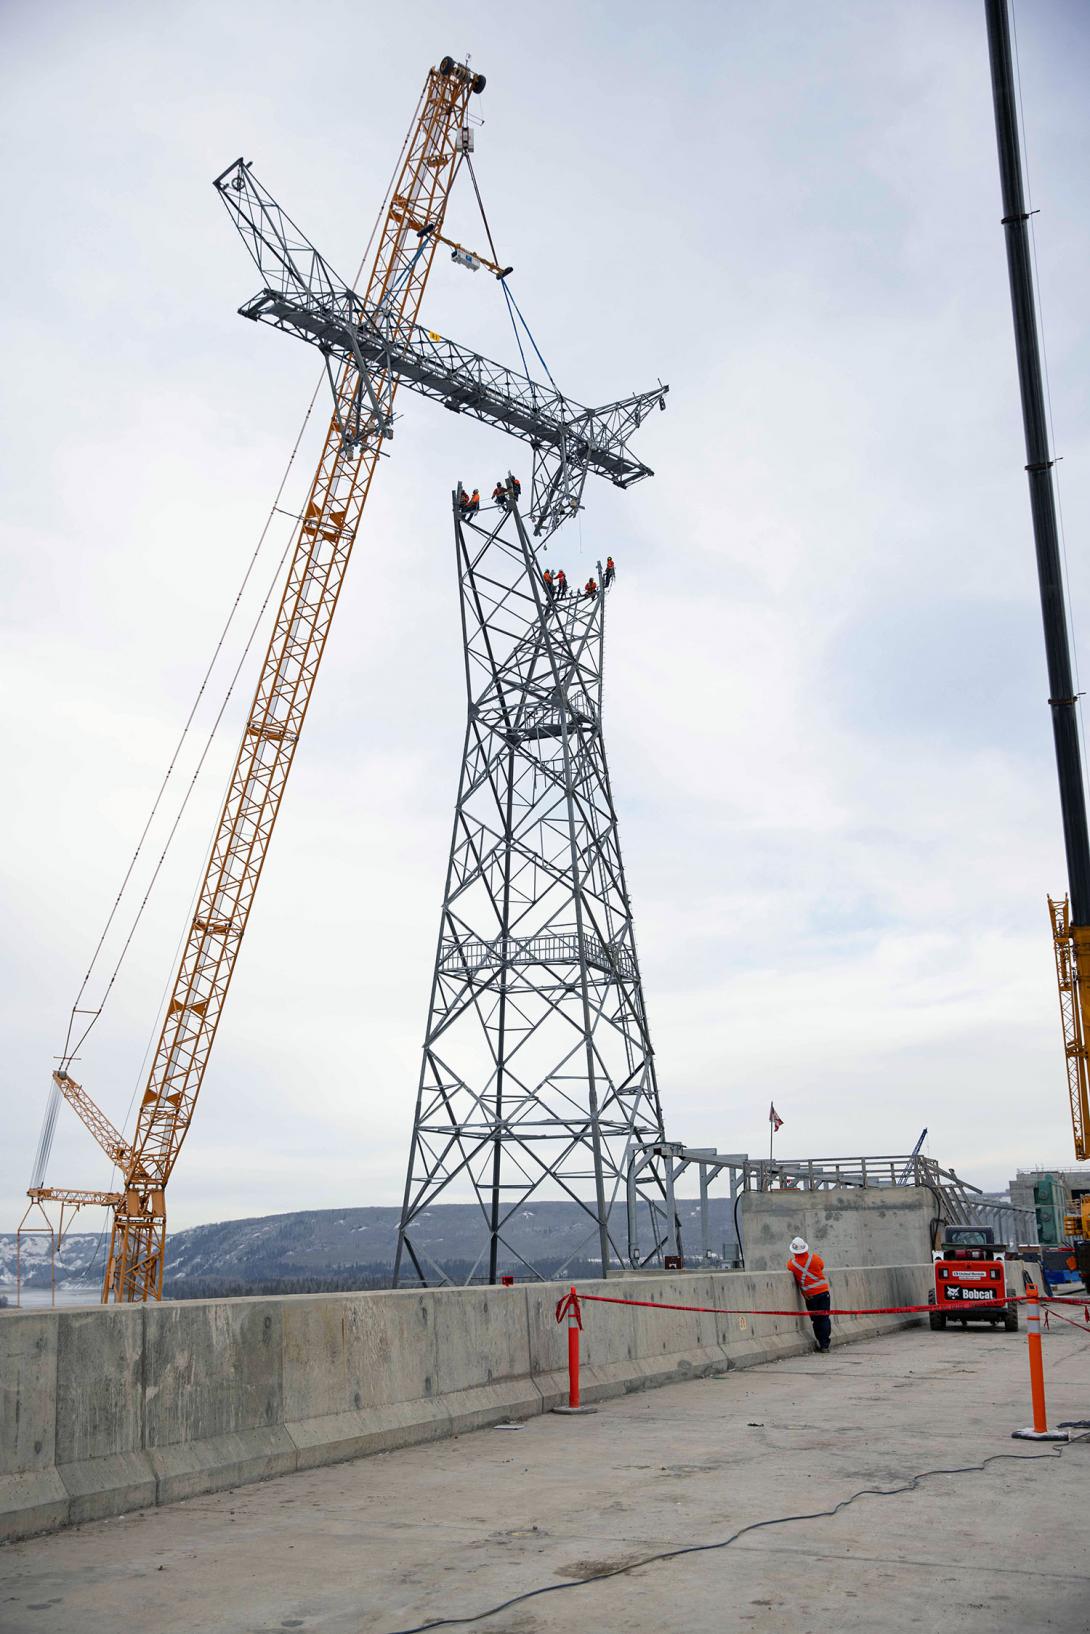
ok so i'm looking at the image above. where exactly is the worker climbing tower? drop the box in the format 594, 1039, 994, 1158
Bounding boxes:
394, 484, 666, 1286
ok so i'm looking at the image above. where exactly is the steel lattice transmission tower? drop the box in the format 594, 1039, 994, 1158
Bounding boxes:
394, 487, 666, 1286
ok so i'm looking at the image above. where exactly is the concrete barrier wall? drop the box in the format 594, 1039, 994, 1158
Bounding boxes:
738, 1186, 935, 1270
1, 1263, 930, 1544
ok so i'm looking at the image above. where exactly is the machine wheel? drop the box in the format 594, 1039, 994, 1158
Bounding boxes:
1004, 1308, 1020, 1332
929, 1311, 946, 1331
439, 56, 455, 76
472, 72, 487, 94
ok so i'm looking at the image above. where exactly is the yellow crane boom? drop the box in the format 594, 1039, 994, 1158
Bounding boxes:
29, 57, 480, 1300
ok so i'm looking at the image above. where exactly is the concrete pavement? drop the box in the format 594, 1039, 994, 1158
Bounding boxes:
1, 1324, 1087, 1633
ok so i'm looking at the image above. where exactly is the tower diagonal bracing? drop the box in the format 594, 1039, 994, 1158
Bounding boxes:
394, 491, 666, 1286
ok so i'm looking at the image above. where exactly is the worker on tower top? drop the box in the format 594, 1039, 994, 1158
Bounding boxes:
556, 569, 568, 599
542, 568, 554, 600
492, 480, 508, 511
457, 483, 478, 522
604, 555, 615, 588
788, 1236, 832, 1354
583, 577, 598, 600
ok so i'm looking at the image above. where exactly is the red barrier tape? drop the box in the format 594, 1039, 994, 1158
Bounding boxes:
1039, 1302, 1090, 1333
576, 1293, 930, 1318
553, 1290, 1090, 1324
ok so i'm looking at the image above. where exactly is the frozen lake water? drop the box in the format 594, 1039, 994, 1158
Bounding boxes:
1, 1285, 101, 1311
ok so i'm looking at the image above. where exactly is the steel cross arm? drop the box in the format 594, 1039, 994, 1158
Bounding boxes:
215, 160, 668, 516
242, 290, 665, 488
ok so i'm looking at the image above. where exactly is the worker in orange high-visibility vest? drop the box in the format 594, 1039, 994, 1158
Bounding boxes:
788, 1236, 832, 1353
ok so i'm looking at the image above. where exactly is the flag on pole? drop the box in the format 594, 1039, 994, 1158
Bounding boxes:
769, 1103, 783, 1132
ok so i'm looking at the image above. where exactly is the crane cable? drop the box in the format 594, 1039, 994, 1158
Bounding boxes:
29, 407, 317, 1198
54, 400, 320, 1082
31, 83, 426, 1195
463, 150, 561, 395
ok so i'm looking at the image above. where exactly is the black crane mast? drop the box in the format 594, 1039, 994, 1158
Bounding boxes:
985, 0, 1090, 1158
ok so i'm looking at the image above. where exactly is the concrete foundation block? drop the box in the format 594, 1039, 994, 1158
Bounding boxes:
55, 1307, 144, 1467
571, 1360, 649, 1404
523, 1282, 638, 1385
444, 1380, 542, 1438
722, 1333, 811, 1369
286, 1396, 452, 1471
431, 1286, 533, 1398
0, 1470, 69, 1544
0, 1314, 58, 1475
58, 1450, 157, 1526
1, 1261, 936, 1544
739, 1187, 933, 1272
628, 1347, 733, 1391
281, 1292, 440, 1424
338, 1290, 440, 1413
148, 1426, 297, 1506
145, 1299, 284, 1448
280, 1296, 359, 1422
626, 1277, 720, 1362
530, 1366, 570, 1412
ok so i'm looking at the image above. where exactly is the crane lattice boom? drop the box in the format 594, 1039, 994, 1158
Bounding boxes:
30, 54, 668, 1301
32, 58, 479, 1301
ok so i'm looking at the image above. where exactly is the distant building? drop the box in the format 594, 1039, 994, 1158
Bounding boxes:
1009, 1169, 1090, 1244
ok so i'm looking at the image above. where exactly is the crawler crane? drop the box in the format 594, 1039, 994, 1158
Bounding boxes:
24, 55, 667, 1300
26, 58, 482, 1299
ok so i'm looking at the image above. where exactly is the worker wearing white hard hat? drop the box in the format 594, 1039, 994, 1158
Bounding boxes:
788, 1236, 832, 1353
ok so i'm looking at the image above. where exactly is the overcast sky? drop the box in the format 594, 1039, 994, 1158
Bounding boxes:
2, 0, 1090, 1241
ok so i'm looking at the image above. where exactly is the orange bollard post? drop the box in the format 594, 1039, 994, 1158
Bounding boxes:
553, 1286, 596, 1416
1012, 1286, 1068, 1442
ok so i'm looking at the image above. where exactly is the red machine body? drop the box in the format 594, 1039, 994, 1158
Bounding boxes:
934, 1255, 1006, 1312
928, 1227, 1021, 1332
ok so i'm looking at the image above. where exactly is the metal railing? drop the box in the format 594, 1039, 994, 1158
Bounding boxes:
625, 1144, 1039, 1269
440, 932, 636, 982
